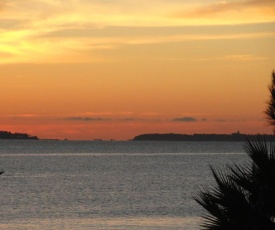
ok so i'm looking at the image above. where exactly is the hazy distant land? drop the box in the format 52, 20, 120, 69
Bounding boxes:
1, 130, 274, 142
0, 131, 38, 140
133, 132, 275, 142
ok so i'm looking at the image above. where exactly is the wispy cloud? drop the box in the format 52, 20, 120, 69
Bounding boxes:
9, 114, 40, 120
117, 117, 145, 122
188, 0, 275, 16
172, 117, 197, 122
1, 28, 273, 64
0, 0, 274, 64
223, 54, 267, 61
172, 0, 275, 24
65, 117, 112, 122
215, 118, 227, 123
64, 116, 163, 123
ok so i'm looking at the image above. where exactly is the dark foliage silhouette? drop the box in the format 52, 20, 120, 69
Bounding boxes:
195, 71, 275, 229
195, 140, 275, 229
265, 71, 275, 129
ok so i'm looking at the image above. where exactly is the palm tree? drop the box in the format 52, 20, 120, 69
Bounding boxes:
265, 71, 275, 130
195, 140, 275, 229
195, 71, 275, 229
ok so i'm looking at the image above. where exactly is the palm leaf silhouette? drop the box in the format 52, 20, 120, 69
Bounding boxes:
265, 71, 275, 128
195, 70, 275, 229
195, 139, 275, 229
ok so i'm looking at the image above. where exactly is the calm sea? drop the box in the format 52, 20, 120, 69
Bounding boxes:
0, 140, 249, 229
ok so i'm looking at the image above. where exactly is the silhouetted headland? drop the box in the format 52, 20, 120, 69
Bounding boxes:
133, 131, 275, 142
0, 131, 39, 140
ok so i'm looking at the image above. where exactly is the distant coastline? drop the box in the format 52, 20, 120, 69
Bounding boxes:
133, 132, 275, 142
0, 131, 39, 140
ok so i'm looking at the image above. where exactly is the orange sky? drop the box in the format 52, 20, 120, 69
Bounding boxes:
1, 0, 275, 140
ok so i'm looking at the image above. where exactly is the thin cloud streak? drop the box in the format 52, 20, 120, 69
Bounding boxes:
1, 30, 273, 64
172, 0, 275, 24
64, 116, 162, 123
65, 117, 112, 122
172, 117, 197, 122
223, 54, 267, 61
188, 0, 275, 16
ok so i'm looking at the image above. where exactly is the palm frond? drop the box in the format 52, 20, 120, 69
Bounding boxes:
195, 71, 275, 229
265, 71, 275, 128
228, 163, 253, 194
195, 138, 275, 229
244, 139, 269, 170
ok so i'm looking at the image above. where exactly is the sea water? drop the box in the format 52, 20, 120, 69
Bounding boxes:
0, 140, 248, 229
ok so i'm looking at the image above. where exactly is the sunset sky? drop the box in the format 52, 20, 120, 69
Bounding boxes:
0, 0, 275, 140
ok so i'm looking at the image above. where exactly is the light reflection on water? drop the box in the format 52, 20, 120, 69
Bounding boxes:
0, 152, 245, 157
0, 217, 202, 230
0, 140, 248, 229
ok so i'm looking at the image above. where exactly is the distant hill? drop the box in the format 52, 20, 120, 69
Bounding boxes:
133, 132, 275, 142
0, 131, 39, 140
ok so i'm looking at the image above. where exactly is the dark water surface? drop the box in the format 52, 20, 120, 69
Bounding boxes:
0, 140, 248, 229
